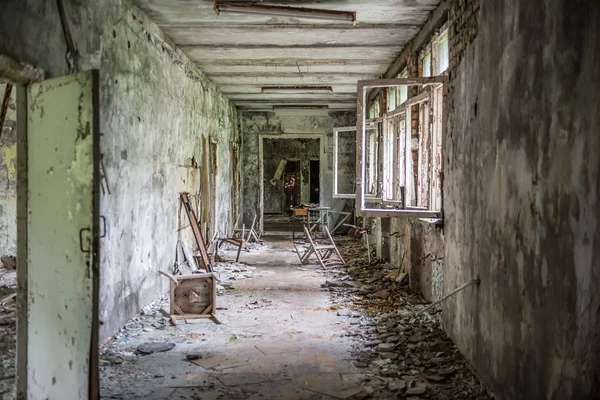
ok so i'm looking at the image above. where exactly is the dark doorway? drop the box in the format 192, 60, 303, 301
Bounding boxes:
284, 160, 300, 209
310, 160, 320, 204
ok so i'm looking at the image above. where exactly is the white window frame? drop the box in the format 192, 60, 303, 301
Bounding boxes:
363, 123, 381, 200
356, 77, 447, 218
332, 126, 357, 199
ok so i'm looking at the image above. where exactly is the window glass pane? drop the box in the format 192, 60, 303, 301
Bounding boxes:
387, 89, 396, 112
437, 32, 449, 74
365, 126, 379, 196
383, 121, 395, 199
398, 86, 408, 104
422, 53, 431, 77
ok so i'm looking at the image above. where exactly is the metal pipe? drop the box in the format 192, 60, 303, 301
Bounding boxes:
415, 278, 480, 316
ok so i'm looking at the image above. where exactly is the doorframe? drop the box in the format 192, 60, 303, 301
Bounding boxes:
16, 85, 28, 398
258, 134, 324, 233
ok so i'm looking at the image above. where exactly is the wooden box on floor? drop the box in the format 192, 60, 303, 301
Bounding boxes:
169, 272, 217, 324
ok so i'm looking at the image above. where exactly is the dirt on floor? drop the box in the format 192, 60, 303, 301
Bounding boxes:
0, 264, 16, 400
99, 234, 493, 400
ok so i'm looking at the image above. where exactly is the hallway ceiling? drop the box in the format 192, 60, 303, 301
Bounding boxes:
135, 0, 440, 110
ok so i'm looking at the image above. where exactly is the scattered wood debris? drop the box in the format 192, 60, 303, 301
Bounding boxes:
318, 239, 493, 399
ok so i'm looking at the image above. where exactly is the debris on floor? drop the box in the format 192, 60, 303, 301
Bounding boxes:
0, 265, 16, 400
319, 239, 493, 399
99, 235, 492, 399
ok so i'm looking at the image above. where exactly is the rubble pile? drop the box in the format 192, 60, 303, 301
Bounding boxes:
321, 239, 493, 400
0, 266, 16, 400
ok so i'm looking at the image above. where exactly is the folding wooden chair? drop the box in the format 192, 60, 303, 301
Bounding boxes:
215, 214, 259, 262
294, 225, 345, 268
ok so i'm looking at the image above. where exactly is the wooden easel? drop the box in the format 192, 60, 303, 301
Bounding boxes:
180, 192, 213, 272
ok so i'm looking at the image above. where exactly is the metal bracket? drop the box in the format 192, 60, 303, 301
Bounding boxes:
79, 216, 107, 253
99, 215, 107, 238
79, 227, 91, 254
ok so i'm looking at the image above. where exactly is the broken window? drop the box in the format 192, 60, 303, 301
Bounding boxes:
355, 76, 446, 218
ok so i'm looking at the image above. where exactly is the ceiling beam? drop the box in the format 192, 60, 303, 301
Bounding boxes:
181, 46, 401, 61
158, 23, 421, 29
236, 103, 355, 110
208, 72, 375, 78
197, 63, 386, 74
162, 26, 417, 47
226, 93, 357, 100
218, 84, 358, 94
196, 59, 392, 67
210, 75, 365, 85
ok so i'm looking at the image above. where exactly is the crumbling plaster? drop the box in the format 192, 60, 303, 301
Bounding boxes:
443, 1, 599, 398
240, 110, 355, 229
0, 0, 240, 341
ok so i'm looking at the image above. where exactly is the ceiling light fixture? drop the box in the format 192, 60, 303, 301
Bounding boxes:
261, 85, 334, 93
272, 105, 329, 109
214, 2, 356, 23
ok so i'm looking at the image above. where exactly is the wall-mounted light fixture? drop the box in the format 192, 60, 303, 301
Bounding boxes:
272, 105, 329, 110
261, 85, 334, 93
214, 2, 356, 23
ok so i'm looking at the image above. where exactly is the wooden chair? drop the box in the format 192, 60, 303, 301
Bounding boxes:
216, 215, 259, 262
295, 225, 345, 268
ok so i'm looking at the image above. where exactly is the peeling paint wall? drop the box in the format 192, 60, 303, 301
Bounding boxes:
0, 0, 240, 341
240, 110, 354, 228
443, 0, 600, 398
386, 218, 444, 301
0, 83, 17, 256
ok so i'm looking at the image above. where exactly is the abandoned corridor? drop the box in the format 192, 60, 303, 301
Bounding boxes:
0, 0, 598, 399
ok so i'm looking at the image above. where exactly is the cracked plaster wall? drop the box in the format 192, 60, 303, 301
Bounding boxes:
443, 1, 600, 398
0, 0, 240, 341
0, 83, 17, 257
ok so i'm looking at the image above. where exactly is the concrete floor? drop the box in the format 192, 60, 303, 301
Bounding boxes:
100, 236, 370, 399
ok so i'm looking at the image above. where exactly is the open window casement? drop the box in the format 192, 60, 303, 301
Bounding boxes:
332, 126, 356, 199
355, 77, 447, 218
